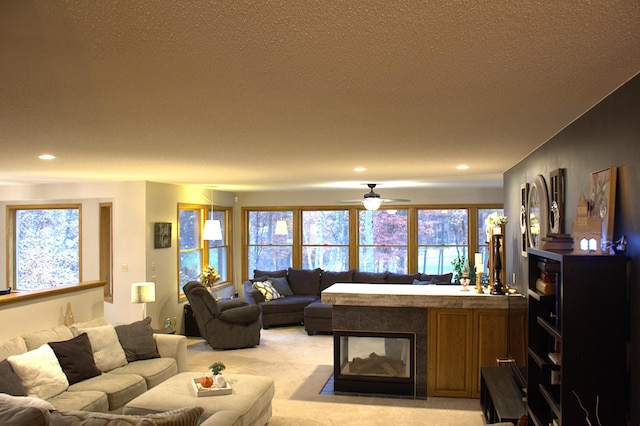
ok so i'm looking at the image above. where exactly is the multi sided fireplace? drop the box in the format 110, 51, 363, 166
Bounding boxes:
333, 330, 415, 396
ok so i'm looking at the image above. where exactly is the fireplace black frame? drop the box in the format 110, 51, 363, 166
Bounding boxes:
333, 330, 416, 397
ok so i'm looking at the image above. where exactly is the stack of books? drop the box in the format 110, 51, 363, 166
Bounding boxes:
541, 234, 573, 251
535, 260, 558, 295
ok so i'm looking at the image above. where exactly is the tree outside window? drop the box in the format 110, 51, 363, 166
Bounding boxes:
302, 210, 349, 271
358, 209, 408, 273
247, 210, 293, 277
417, 209, 468, 275
10, 206, 81, 290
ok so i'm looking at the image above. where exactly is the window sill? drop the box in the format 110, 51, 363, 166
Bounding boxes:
0, 281, 106, 307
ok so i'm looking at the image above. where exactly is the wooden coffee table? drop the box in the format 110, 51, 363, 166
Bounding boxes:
123, 372, 274, 425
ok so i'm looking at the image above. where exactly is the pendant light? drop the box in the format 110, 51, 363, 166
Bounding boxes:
203, 189, 223, 241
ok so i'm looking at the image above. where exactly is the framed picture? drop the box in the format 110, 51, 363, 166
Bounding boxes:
154, 222, 172, 249
548, 168, 565, 236
527, 174, 549, 250
589, 166, 617, 244
520, 183, 529, 256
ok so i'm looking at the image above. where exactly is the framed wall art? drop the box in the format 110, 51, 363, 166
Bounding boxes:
548, 168, 565, 236
154, 222, 172, 249
589, 166, 617, 245
527, 174, 549, 249
520, 183, 529, 256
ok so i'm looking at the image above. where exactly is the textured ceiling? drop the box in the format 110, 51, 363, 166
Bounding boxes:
1, 1, 639, 192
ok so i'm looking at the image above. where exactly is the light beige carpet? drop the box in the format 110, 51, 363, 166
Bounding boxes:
186, 326, 487, 425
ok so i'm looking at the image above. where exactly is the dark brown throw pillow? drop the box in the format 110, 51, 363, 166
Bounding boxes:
0, 359, 27, 396
114, 317, 160, 362
48, 333, 101, 385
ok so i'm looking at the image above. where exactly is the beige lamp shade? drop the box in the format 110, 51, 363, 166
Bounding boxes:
203, 219, 223, 241
131, 282, 155, 320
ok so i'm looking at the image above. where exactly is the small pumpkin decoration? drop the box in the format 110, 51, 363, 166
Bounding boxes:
200, 374, 214, 388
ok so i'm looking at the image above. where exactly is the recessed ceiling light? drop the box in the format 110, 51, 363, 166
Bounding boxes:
38, 154, 56, 160
456, 164, 469, 170
353, 167, 367, 172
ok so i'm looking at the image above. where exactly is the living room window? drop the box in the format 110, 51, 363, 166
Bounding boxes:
246, 210, 293, 277
478, 208, 504, 272
7, 205, 82, 290
302, 209, 350, 270
178, 204, 231, 301
417, 208, 468, 275
358, 209, 408, 273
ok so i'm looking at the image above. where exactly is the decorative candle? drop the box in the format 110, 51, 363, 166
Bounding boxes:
475, 253, 484, 274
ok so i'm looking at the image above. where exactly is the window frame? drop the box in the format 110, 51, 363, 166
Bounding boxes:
243, 204, 502, 280
7, 203, 83, 291
177, 203, 232, 301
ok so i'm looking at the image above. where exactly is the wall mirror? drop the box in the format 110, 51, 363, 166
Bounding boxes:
527, 174, 549, 249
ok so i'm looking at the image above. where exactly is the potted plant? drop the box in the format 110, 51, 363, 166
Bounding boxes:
452, 255, 475, 284
209, 361, 226, 388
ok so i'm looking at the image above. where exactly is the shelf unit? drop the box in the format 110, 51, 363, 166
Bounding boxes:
526, 248, 628, 426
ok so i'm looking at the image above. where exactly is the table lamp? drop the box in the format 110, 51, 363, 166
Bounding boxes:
131, 282, 156, 320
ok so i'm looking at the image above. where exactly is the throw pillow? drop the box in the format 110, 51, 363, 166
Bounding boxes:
0, 394, 54, 426
253, 269, 287, 279
48, 333, 102, 385
419, 273, 453, 284
287, 267, 322, 295
267, 276, 294, 296
0, 359, 27, 396
74, 324, 128, 372
115, 317, 161, 363
0, 393, 56, 411
7, 344, 69, 400
386, 272, 421, 283
0, 335, 28, 360
320, 270, 354, 291
49, 406, 204, 426
252, 281, 282, 301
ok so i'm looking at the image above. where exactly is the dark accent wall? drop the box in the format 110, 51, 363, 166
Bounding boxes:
504, 73, 640, 424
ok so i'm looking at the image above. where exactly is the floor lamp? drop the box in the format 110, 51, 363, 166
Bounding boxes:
131, 282, 156, 320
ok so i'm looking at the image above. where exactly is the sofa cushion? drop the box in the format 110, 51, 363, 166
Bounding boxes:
386, 272, 421, 283
0, 394, 54, 426
287, 268, 321, 295
253, 269, 287, 279
353, 271, 387, 283
22, 326, 75, 351
7, 344, 69, 400
48, 333, 102, 385
320, 270, 354, 291
68, 372, 147, 411
49, 406, 204, 426
259, 295, 318, 314
419, 273, 453, 284
47, 390, 109, 412
0, 335, 27, 361
267, 276, 294, 296
252, 281, 282, 301
109, 357, 178, 389
304, 300, 333, 318
115, 317, 161, 363
75, 324, 128, 372
0, 358, 27, 396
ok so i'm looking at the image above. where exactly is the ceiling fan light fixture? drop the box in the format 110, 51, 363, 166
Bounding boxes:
363, 196, 382, 211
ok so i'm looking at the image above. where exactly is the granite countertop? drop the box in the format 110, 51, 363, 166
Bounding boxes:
321, 283, 526, 310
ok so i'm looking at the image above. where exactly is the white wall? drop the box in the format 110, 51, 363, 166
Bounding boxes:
0, 181, 502, 335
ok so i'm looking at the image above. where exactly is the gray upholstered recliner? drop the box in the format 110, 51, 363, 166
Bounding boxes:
183, 281, 261, 350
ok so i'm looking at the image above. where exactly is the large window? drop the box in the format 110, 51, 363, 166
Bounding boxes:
478, 208, 504, 273
417, 209, 468, 275
243, 205, 501, 280
178, 204, 231, 300
246, 210, 293, 276
358, 209, 408, 273
8, 205, 82, 290
302, 210, 350, 270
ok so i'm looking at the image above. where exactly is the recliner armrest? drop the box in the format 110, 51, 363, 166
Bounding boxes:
218, 298, 249, 312
218, 304, 261, 325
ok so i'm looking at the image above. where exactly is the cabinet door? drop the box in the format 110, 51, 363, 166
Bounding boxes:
472, 309, 509, 397
428, 308, 473, 397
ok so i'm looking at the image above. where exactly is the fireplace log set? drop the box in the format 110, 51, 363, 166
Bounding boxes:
348, 352, 406, 376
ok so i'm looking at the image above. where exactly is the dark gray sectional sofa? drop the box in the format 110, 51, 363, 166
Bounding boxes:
243, 268, 452, 335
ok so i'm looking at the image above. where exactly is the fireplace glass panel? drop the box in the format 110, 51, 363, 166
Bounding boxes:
338, 335, 411, 378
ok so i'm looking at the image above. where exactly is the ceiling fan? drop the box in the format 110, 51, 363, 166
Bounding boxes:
340, 184, 411, 211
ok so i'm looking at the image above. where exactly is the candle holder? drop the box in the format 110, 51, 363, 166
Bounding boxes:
491, 234, 505, 295
475, 272, 484, 293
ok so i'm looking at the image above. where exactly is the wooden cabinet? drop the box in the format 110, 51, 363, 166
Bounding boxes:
428, 304, 526, 398
526, 248, 628, 426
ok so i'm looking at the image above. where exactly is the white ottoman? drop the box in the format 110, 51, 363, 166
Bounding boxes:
123, 372, 274, 426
